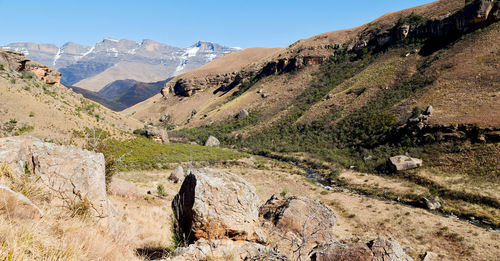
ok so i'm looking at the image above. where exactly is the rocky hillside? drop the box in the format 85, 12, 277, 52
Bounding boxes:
3, 39, 239, 92
0, 49, 141, 143
128, 0, 500, 228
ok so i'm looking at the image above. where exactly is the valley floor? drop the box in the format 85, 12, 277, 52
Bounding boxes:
111, 157, 499, 261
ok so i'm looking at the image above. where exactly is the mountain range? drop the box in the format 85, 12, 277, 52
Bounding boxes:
3, 39, 239, 110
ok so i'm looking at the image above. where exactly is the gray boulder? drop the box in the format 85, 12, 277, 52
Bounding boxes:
238, 109, 249, 119
0, 136, 116, 222
145, 127, 169, 143
388, 155, 423, 172
260, 195, 337, 242
423, 196, 441, 210
168, 166, 185, 183
311, 237, 413, 261
423, 251, 439, 261
0, 184, 43, 219
204, 135, 220, 147
424, 105, 434, 116
172, 168, 264, 243
170, 239, 288, 261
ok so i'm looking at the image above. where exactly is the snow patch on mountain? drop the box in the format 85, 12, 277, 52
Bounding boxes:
53, 48, 62, 66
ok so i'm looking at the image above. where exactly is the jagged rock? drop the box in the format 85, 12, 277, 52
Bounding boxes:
168, 166, 185, 183
423, 196, 441, 210
311, 237, 413, 261
388, 155, 423, 172
170, 239, 288, 261
172, 168, 264, 243
259, 195, 337, 242
261, 92, 271, 98
399, 25, 411, 39
424, 105, 434, 116
0, 50, 61, 85
422, 251, 439, 261
238, 109, 249, 119
204, 135, 220, 147
145, 127, 169, 143
0, 184, 43, 219
159, 113, 171, 123
0, 136, 115, 221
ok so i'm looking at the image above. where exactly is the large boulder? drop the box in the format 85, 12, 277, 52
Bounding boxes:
311, 237, 413, 261
238, 109, 250, 119
0, 184, 43, 219
0, 136, 115, 220
259, 195, 337, 242
145, 127, 169, 143
204, 135, 220, 147
170, 239, 288, 261
168, 165, 185, 183
172, 168, 264, 243
387, 155, 422, 172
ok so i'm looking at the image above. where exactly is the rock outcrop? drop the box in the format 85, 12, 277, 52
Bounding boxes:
172, 168, 264, 243
0, 49, 61, 85
260, 195, 337, 242
142, 127, 169, 143
170, 239, 288, 261
0, 136, 115, 220
311, 237, 413, 261
204, 135, 220, 147
423, 196, 441, 210
387, 155, 423, 172
0, 184, 43, 219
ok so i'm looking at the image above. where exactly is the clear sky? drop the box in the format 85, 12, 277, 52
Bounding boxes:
0, 0, 435, 48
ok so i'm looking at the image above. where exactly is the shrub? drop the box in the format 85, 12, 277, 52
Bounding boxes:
157, 184, 168, 197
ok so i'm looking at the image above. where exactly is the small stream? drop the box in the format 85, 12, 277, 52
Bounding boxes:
295, 164, 500, 232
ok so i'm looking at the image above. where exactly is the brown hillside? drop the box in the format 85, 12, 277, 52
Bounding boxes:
0, 49, 142, 143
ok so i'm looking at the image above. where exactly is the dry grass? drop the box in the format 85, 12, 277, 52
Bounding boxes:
0, 164, 139, 261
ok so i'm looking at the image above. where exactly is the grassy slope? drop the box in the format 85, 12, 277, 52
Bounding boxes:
171, 16, 500, 225
0, 65, 142, 144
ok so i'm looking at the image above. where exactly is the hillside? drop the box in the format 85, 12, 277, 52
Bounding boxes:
3, 39, 239, 92
127, 0, 500, 228
0, 49, 142, 143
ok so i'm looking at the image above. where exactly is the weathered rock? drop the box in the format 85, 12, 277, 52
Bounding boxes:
159, 113, 171, 123
238, 109, 250, 119
168, 166, 185, 183
311, 237, 413, 261
0, 136, 115, 220
204, 135, 220, 147
145, 127, 169, 143
388, 155, 422, 172
423, 196, 441, 210
422, 251, 439, 261
424, 105, 434, 116
310, 242, 374, 261
261, 92, 271, 98
170, 239, 288, 261
260, 195, 337, 242
0, 50, 61, 85
0, 184, 43, 219
369, 237, 413, 261
108, 178, 139, 199
172, 168, 264, 243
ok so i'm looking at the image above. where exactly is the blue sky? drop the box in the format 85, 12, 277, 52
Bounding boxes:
1, 0, 434, 48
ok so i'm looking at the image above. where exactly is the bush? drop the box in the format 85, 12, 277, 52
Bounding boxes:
157, 184, 168, 197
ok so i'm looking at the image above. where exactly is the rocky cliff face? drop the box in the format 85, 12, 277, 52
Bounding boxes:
351, 0, 500, 53
163, 0, 500, 99
0, 49, 61, 84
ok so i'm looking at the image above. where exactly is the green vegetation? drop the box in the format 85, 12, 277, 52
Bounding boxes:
106, 137, 246, 171
172, 110, 262, 146
157, 184, 168, 197
0, 64, 4, 70
397, 12, 426, 27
